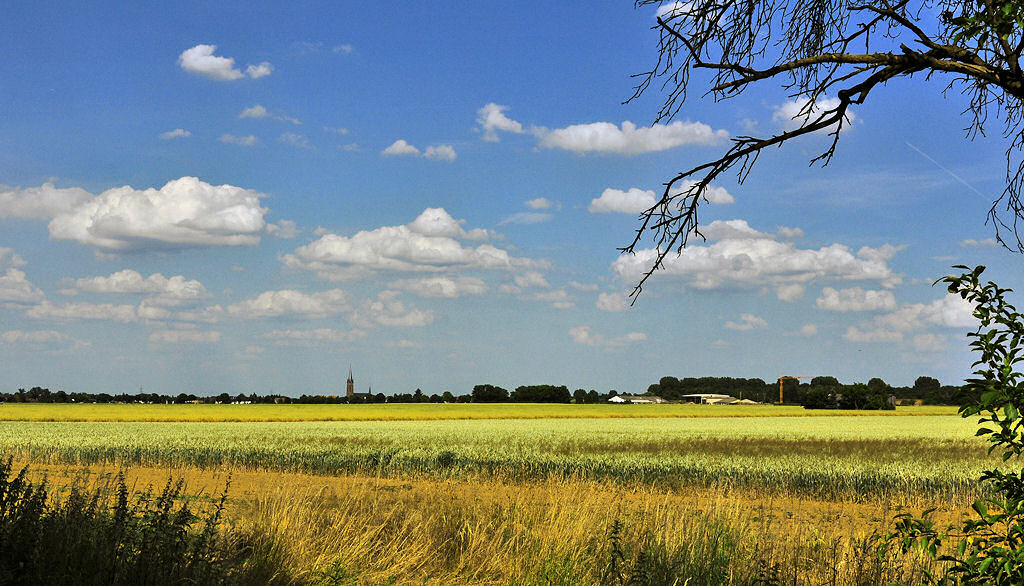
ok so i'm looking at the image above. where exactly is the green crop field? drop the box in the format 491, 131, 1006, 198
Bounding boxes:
0, 408, 991, 500
0, 402, 958, 422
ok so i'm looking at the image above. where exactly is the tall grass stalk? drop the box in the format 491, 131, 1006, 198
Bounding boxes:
230, 475, 942, 584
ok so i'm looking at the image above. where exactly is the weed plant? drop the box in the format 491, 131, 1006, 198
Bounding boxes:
0, 457, 263, 585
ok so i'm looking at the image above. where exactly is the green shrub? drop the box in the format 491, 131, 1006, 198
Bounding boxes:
889, 266, 1024, 584
0, 457, 260, 585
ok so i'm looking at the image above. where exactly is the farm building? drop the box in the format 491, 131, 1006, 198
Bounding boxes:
608, 395, 666, 404
680, 393, 739, 405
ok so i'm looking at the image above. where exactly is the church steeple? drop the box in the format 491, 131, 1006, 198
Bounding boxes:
346, 365, 354, 398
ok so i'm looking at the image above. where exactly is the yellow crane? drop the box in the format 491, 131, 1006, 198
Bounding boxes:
777, 374, 815, 404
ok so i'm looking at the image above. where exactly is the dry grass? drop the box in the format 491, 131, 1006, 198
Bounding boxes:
18, 460, 957, 584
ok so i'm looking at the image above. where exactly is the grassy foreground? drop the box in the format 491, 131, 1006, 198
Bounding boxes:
0, 402, 958, 422
17, 461, 949, 585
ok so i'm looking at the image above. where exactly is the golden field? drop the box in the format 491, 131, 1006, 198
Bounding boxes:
16, 459, 952, 585
1, 403, 981, 584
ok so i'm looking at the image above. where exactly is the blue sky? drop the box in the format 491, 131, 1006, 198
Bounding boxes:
0, 1, 1018, 397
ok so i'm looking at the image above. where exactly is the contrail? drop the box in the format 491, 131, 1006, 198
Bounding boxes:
905, 141, 987, 198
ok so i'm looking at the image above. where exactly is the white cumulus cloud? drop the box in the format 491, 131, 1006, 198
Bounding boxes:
569, 325, 646, 349
499, 212, 552, 225
843, 294, 976, 346
773, 96, 855, 132
538, 120, 727, 154
527, 289, 574, 309
382, 139, 420, 156
590, 182, 733, 214
596, 291, 631, 312
724, 313, 767, 331
0, 249, 43, 304
777, 226, 805, 239
240, 104, 269, 119
0, 268, 44, 304
266, 219, 299, 238
656, 1, 693, 18
816, 287, 898, 312
241, 104, 301, 124
775, 283, 805, 302
612, 229, 901, 298
478, 103, 728, 154
390, 276, 488, 298
699, 219, 773, 241
150, 330, 221, 344
525, 198, 552, 210
876, 294, 975, 330
353, 290, 434, 327
179, 44, 243, 80
283, 208, 538, 280
477, 103, 524, 141
0, 183, 93, 219
687, 181, 735, 204
227, 289, 352, 319
0, 329, 88, 352
913, 333, 947, 351
960, 238, 999, 248
280, 133, 312, 149
589, 188, 656, 214
0, 249, 26, 269
178, 44, 272, 81
220, 134, 258, 146
424, 145, 457, 162
72, 270, 207, 306
2, 330, 69, 344
407, 207, 489, 240
513, 271, 550, 288
382, 140, 456, 161
159, 128, 191, 140
26, 301, 160, 323
245, 62, 274, 79
264, 328, 366, 346
47, 176, 268, 251
844, 326, 903, 343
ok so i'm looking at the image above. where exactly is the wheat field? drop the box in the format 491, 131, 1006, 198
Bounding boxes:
2, 404, 983, 583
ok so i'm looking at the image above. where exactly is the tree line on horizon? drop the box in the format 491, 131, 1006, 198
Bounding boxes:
0, 375, 971, 407
646, 375, 975, 408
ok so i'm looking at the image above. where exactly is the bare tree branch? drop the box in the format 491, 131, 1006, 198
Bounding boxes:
626, 0, 1024, 298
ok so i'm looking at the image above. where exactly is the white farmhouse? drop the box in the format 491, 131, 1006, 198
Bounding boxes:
608, 395, 666, 404
680, 393, 738, 405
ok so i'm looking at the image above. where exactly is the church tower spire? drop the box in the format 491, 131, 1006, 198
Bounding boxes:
346, 365, 354, 398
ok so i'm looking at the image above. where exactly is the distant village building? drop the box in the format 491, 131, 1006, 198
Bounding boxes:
608, 395, 666, 404
680, 393, 739, 405
345, 366, 374, 401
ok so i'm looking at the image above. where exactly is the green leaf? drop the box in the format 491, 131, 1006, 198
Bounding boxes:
980, 556, 995, 572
